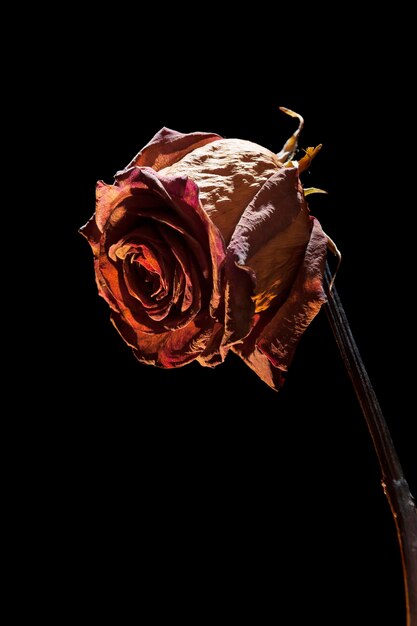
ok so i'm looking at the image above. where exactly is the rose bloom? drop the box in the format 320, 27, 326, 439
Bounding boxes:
80, 116, 329, 389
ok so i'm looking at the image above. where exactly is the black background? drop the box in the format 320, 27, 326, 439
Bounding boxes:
43, 18, 415, 623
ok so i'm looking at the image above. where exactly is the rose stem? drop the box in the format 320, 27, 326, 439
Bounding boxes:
323, 263, 417, 626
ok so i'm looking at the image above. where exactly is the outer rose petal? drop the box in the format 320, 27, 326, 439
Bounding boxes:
160, 138, 283, 244
122, 127, 222, 173
110, 310, 217, 368
196, 322, 228, 366
233, 218, 328, 390
222, 167, 310, 349
79, 214, 101, 256
227, 168, 306, 266
79, 179, 148, 254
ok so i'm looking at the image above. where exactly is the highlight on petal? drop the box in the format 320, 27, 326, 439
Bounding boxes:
159, 137, 283, 245
122, 128, 222, 173
95, 180, 128, 232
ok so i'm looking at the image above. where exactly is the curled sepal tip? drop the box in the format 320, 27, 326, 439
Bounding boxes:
298, 145, 323, 172
277, 107, 304, 163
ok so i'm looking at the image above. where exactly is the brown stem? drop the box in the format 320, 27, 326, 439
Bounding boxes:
323, 264, 417, 625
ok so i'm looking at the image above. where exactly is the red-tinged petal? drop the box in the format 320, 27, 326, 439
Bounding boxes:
234, 218, 328, 390
83, 161, 227, 369
98, 241, 163, 334
156, 225, 205, 332
97, 171, 223, 335
110, 311, 215, 367
121, 127, 222, 173
118, 169, 226, 318
117, 168, 218, 249
97, 182, 168, 257
94, 260, 119, 313
157, 225, 196, 313
122, 249, 170, 314
108, 234, 174, 318
108, 225, 169, 263
163, 173, 227, 318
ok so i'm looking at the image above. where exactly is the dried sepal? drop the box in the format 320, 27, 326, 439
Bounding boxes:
276, 107, 304, 163
304, 187, 328, 196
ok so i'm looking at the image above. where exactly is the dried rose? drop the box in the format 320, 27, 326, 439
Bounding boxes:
80, 111, 329, 389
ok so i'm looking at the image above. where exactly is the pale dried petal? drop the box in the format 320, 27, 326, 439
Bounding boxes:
161, 138, 283, 244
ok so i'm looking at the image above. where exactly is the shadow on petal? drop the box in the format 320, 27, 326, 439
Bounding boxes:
233, 218, 328, 390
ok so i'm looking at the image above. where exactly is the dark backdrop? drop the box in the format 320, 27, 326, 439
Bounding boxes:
49, 27, 415, 624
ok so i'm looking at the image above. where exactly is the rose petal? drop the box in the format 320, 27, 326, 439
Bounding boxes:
222, 257, 255, 346
222, 167, 306, 347
228, 167, 304, 265
120, 127, 222, 173
110, 311, 215, 368
122, 245, 170, 311
84, 166, 226, 350
231, 327, 285, 390
157, 223, 200, 315
79, 215, 101, 256
250, 204, 311, 314
233, 217, 328, 390
197, 322, 229, 367
121, 169, 226, 318
95, 180, 129, 233
116, 168, 217, 251
160, 138, 284, 245
98, 246, 161, 333
93, 259, 119, 313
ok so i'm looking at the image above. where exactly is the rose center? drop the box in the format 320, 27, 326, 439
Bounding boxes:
134, 255, 160, 295
127, 244, 170, 304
